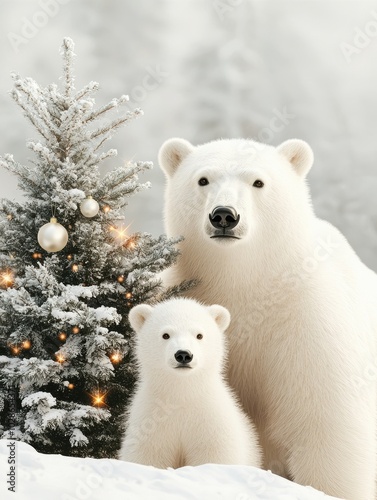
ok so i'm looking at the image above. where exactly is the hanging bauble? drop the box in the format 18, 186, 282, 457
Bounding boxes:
37, 217, 68, 252
80, 196, 99, 218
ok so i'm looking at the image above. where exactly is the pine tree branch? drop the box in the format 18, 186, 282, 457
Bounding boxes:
11, 76, 60, 139
10, 90, 50, 142
84, 95, 130, 124
74, 81, 100, 101
61, 38, 75, 100
90, 109, 143, 142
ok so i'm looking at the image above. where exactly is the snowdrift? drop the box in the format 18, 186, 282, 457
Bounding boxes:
0, 440, 341, 499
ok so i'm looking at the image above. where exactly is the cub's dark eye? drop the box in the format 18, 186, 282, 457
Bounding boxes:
198, 177, 209, 186
162, 333, 170, 340
197, 333, 203, 340
253, 180, 264, 188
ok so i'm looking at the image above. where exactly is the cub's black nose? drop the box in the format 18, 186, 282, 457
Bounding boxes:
209, 206, 240, 230
174, 350, 193, 364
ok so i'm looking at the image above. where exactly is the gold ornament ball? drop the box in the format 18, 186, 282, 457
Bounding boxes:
80, 196, 100, 218
38, 217, 68, 253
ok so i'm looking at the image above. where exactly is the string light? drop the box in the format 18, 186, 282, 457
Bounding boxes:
125, 292, 132, 299
71, 263, 79, 272
110, 223, 131, 244
56, 354, 65, 363
72, 326, 80, 334
22, 340, 31, 349
68, 383, 75, 390
91, 390, 107, 407
117, 275, 124, 283
102, 205, 111, 213
124, 236, 136, 250
32, 252, 39, 259
110, 352, 122, 364
58, 332, 67, 341
0, 269, 14, 288
67, 254, 73, 260
7, 214, 12, 220
11, 346, 20, 355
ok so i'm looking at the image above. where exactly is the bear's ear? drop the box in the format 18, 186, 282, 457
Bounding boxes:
128, 304, 154, 333
277, 139, 314, 177
158, 138, 194, 177
207, 305, 231, 332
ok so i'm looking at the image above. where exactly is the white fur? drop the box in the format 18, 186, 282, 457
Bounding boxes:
119, 298, 261, 469
158, 137, 377, 500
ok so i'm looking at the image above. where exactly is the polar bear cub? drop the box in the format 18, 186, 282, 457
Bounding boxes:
119, 298, 261, 469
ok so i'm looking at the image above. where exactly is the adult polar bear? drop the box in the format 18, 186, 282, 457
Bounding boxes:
158, 137, 377, 500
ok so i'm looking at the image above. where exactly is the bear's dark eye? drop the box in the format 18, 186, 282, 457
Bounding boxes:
198, 177, 209, 186
253, 180, 264, 188
197, 333, 203, 340
162, 333, 170, 340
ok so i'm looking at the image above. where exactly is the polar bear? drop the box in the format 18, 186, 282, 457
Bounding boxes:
119, 298, 261, 469
158, 137, 377, 500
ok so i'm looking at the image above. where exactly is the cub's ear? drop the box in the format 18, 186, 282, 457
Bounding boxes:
158, 138, 194, 177
277, 139, 314, 177
207, 305, 231, 332
128, 304, 154, 333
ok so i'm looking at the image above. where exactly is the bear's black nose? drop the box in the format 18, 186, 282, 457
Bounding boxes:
174, 350, 193, 364
209, 206, 240, 230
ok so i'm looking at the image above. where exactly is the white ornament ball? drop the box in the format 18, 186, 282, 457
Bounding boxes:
38, 217, 69, 253
80, 196, 100, 218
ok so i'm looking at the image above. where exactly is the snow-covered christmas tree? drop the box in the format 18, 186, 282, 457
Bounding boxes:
0, 38, 189, 458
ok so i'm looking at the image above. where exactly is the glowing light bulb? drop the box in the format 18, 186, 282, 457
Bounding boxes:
72, 326, 80, 334
91, 391, 106, 407
56, 354, 65, 363
124, 237, 136, 250
59, 332, 67, 341
22, 340, 31, 349
110, 224, 131, 244
0, 269, 14, 288
110, 352, 122, 363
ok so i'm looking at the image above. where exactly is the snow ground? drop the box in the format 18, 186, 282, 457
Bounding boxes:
0, 440, 341, 500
